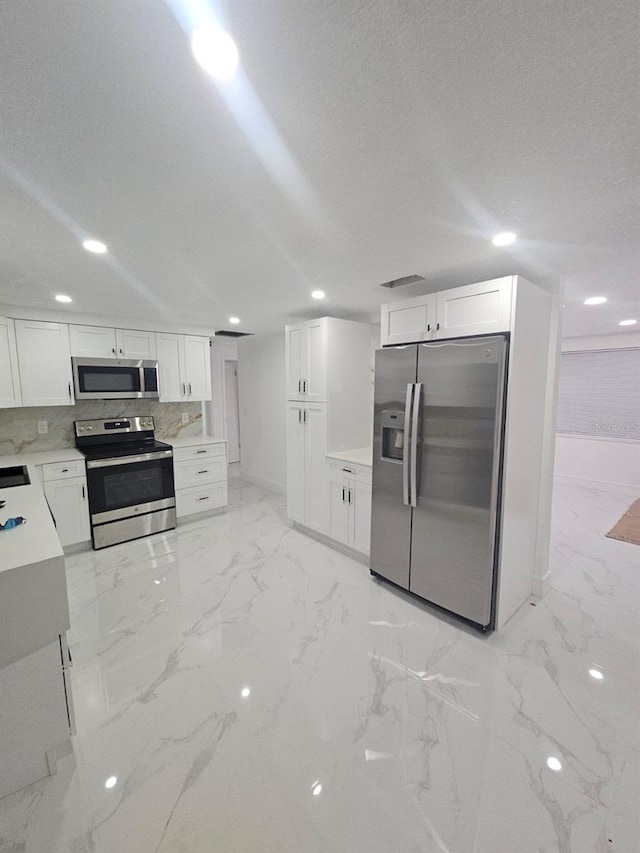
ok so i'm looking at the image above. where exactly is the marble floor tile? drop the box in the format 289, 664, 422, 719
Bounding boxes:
0, 479, 638, 852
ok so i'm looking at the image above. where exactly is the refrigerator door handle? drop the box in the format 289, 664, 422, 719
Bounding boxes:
410, 383, 422, 507
403, 383, 414, 506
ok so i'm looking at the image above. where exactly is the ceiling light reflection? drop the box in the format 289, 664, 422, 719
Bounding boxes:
311, 781, 322, 796
105, 776, 117, 789
619, 319, 637, 326
546, 757, 562, 772
492, 232, 517, 247
311, 290, 325, 300
83, 239, 108, 254
584, 296, 607, 305
229, 316, 240, 325
191, 27, 239, 80
241, 687, 251, 698
55, 294, 73, 303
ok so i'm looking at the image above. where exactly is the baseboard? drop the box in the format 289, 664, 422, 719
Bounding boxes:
554, 474, 640, 497
531, 571, 551, 599
292, 522, 369, 565
240, 471, 286, 495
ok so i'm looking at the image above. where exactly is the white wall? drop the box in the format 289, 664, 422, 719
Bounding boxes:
554, 332, 640, 494
237, 333, 286, 494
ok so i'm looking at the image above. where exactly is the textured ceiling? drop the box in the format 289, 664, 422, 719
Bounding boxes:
0, 0, 637, 337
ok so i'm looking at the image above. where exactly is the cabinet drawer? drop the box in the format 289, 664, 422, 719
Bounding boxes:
173, 443, 226, 463
42, 459, 85, 481
176, 482, 227, 518
174, 456, 226, 490
329, 460, 372, 484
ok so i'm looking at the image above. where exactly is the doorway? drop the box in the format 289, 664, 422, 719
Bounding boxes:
224, 360, 240, 463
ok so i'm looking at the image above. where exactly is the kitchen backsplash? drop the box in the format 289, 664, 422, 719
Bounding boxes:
0, 401, 202, 455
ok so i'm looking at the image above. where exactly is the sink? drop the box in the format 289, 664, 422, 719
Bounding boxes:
0, 466, 31, 488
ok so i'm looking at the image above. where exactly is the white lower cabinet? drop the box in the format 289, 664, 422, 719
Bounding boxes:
327, 461, 372, 555
43, 470, 90, 548
286, 403, 327, 533
174, 442, 227, 518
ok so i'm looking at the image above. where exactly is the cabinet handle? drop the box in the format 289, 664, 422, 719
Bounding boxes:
197, 496, 209, 502
68, 382, 72, 400
427, 324, 431, 332
342, 467, 355, 474
195, 450, 207, 454
303, 379, 307, 394
348, 489, 352, 504
119, 348, 124, 355
298, 379, 301, 394
342, 488, 346, 503
182, 382, 186, 396
61, 468, 69, 473
111, 347, 116, 354
436, 322, 440, 330
82, 485, 85, 499
197, 470, 208, 474
303, 409, 307, 423
188, 382, 192, 395
298, 410, 301, 423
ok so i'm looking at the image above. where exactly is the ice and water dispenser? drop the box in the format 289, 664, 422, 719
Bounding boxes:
381, 410, 405, 461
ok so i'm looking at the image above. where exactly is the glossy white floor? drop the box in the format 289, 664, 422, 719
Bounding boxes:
0, 472, 638, 853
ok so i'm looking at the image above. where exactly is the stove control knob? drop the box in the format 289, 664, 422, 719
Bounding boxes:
86, 425, 94, 431
77, 425, 85, 432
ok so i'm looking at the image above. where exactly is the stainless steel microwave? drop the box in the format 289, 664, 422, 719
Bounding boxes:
71, 358, 160, 400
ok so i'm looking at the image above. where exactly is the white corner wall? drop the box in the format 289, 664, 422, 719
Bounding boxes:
554, 332, 640, 496
237, 333, 286, 494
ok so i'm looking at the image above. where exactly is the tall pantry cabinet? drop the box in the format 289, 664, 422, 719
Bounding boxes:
285, 318, 371, 535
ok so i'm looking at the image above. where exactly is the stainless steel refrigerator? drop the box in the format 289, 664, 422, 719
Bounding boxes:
370, 335, 508, 631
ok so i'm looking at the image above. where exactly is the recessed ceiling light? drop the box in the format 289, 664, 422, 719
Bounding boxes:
619, 319, 637, 326
546, 757, 562, 772
588, 668, 604, 680
229, 316, 240, 325
583, 296, 607, 305
105, 776, 117, 789
241, 687, 251, 698
55, 294, 73, 303
83, 239, 107, 254
191, 27, 239, 80
311, 290, 326, 300
492, 232, 517, 247
311, 781, 322, 796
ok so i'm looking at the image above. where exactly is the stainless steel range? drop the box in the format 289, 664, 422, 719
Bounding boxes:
75, 417, 176, 550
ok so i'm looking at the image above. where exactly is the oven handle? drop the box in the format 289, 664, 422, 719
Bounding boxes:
86, 450, 173, 469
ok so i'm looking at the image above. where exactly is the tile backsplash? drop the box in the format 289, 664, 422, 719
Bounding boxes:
0, 401, 202, 455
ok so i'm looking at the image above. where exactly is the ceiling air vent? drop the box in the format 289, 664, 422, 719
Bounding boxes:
379, 274, 425, 289
215, 330, 253, 337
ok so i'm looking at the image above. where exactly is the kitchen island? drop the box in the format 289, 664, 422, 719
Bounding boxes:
0, 457, 74, 798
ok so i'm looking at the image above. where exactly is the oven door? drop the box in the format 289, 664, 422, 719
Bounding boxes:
72, 358, 159, 400
86, 451, 175, 524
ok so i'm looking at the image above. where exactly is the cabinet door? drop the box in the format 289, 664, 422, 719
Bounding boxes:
69, 325, 116, 358
115, 329, 157, 360
0, 316, 22, 407
381, 295, 437, 346
351, 480, 372, 555
156, 333, 185, 402
328, 478, 350, 545
305, 319, 327, 402
286, 403, 305, 523
435, 277, 513, 338
183, 336, 211, 401
44, 477, 90, 547
304, 403, 328, 532
285, 323, 306, 400
15, 320, 74, 406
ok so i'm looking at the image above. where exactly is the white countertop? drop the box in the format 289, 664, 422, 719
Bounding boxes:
0, 459, 70, 669
0, 448, 84, 469
326, 447, 373, 467
167, 435, 226, 449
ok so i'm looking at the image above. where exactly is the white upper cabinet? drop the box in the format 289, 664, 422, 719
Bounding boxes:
69, 325, 156, 360
381, 277, 514, 345
157, 333, 211, 402
380, 294, 437, 346
115, 328, 156, 360
435, 277, 513, 339
15, 320, 74, 406
182, 335, 211, 401
0, 316, 22, 408
285, 319, 327, 402
69, 325, 116, 358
